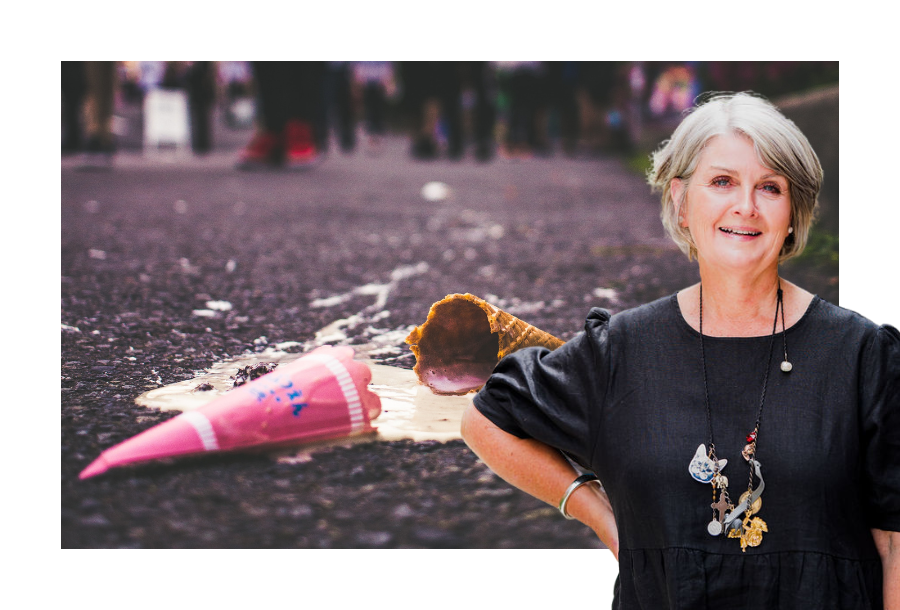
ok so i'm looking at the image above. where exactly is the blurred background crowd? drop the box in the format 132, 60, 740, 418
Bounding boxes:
61, 61, 839, 168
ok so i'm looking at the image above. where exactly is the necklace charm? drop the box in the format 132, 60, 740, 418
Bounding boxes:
742, 428, 758, 461
728, 515, 768, 551
742, 443, 756, 461
708, 493, 732, 536
689, 444, 728, 483
739, 489, 762, 516
780, 361, 792, 373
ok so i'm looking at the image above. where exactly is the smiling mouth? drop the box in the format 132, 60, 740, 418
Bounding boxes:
719, 227, 761, 236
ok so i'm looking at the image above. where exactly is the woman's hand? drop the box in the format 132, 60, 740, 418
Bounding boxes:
873, 528, 900, 609
461, 404, 619, 559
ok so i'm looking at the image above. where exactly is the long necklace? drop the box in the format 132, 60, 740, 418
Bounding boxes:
687, 282, 790, 552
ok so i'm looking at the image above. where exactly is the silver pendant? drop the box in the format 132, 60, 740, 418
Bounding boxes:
781, 361, 792, 373
707, 520, 723, 536
689, 444, 728, 483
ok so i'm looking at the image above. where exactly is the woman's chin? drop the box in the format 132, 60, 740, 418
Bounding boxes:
699, 248, 776, 274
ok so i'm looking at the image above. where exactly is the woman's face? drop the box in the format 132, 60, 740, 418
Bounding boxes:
671, 132, 792, 275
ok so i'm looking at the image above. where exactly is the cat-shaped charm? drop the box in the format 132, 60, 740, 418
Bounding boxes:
689, 444, 728, 483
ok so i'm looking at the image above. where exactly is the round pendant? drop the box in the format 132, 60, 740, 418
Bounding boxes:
781, 361, 792, 373
707, 520, 723, 536
740, 490, 762, 515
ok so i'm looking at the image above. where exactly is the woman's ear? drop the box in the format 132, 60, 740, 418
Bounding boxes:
671, 178, 687, 226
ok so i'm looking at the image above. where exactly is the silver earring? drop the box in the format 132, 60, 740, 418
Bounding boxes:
788, 227, 794, 234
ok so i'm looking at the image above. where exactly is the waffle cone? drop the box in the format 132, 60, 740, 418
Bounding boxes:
405, 293, 564, 395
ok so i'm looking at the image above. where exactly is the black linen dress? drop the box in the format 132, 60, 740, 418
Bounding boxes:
473, 294, 900, 609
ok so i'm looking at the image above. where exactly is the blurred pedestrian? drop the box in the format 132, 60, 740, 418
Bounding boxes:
219, 61, 255, 129
497, 61, 545, 159
401, 62, 463, 160
625, 62, 647, 151
546, 61, 581, 157
149, 61, 216, 155
238, 61, 325, 169
80, 61, 118, 168
323, 62, 356, 154
579, 61, 619, 156
462, 61, 497, 162
61, 61, 86, 155
186, 62, 216, 155
118, 62, 143, 105
606, 62, 637, 153
353, 61, 396, 154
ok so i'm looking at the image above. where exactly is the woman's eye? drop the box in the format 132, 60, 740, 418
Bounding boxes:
711, 177, 731, 187
760, 183, 782, 194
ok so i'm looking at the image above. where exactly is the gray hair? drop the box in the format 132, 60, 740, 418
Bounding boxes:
648, 92, 823, 262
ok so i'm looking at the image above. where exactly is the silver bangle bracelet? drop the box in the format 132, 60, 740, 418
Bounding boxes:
558, 473, 601, 520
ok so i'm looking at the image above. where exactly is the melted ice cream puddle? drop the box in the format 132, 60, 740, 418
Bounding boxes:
133, 260, 472, 460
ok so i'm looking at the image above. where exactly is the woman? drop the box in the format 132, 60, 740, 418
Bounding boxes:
461, 92, 899, 609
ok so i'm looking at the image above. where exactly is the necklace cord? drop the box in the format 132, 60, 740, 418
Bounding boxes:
699, 282, 783, 496
699, 285, 715, 459
780, 287, 789, 364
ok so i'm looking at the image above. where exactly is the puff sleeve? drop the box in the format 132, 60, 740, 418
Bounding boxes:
472, 308, 611, 469
859, 324, 900, 532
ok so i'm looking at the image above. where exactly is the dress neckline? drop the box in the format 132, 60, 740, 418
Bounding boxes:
670, 292, 821, 340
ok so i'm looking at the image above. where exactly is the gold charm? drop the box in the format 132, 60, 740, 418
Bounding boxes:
739, 490, 762, 516
728, 515, 768, 552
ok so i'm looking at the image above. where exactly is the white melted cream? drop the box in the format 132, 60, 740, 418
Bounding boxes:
135, 261, 472, 461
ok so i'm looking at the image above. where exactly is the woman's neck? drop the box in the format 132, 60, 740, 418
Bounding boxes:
678, 264, 791, 337
701, 267, 781, 324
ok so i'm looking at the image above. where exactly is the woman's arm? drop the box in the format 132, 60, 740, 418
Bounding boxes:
873, 528, 900, 609
461, 403, 619, 558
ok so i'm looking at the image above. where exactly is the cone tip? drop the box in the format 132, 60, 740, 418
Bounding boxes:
78, 455, 109, 480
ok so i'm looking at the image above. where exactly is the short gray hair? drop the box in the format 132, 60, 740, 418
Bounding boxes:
648, 92, 823, 262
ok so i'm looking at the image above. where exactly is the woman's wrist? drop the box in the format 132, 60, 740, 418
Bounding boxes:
566, 480, 619, 557
558, 474, 601, 519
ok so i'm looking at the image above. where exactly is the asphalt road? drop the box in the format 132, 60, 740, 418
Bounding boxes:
61, 122, 837, 552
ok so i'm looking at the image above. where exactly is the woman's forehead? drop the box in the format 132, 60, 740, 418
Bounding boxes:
696, 133, 785, 178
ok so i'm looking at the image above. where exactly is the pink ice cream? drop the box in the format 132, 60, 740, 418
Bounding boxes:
79, 346, 381, 479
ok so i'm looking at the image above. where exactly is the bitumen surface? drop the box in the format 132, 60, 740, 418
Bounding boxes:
61, 130, 837, 550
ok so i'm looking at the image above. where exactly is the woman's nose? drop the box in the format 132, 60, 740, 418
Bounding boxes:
732, 187, 758, 216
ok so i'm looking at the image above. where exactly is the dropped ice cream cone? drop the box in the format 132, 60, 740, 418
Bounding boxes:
405, 293, 564, 395
79, 346, 380, 479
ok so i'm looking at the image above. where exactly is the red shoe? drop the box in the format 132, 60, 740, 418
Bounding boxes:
237, 131, 282, 169
284, 120, 318, 168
